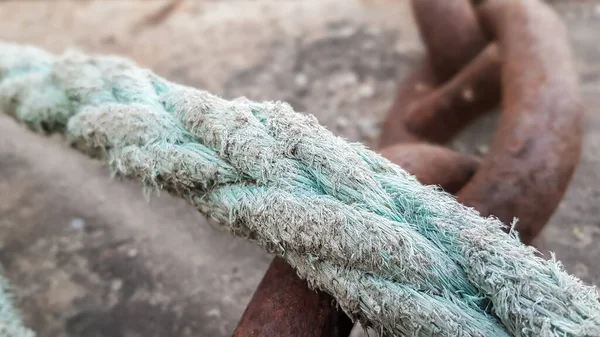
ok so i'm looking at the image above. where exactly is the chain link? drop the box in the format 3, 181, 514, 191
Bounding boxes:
234, 0, 583, 335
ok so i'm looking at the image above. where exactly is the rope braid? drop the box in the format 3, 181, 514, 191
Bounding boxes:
1, 41, 599, 337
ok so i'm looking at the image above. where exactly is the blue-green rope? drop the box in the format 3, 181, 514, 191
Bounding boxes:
0, 41, 599, 337
0, 270, 34, 337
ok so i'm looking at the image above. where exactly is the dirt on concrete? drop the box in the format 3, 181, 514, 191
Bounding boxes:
0, 1, 599, 336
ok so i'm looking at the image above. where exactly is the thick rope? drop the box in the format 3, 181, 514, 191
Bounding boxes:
0, 41, 599, 337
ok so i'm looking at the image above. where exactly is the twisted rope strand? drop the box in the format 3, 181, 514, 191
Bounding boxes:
1, 41, 599, 337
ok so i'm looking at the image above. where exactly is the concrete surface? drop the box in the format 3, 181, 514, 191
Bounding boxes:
0, 1, 598, 336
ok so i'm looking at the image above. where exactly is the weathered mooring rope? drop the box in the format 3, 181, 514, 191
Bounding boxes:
0, 41, 599, 337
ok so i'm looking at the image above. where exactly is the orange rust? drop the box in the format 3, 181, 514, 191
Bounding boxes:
232, 257, 353, 337
380, 143, 479, 194
380, 0, 493, 147
380, 59, 437, 146
234, 0, 583, 334
411, 0, 488, 80
457, 0, 583, 244
379, 57, 438, 147
404, 44, 501, 143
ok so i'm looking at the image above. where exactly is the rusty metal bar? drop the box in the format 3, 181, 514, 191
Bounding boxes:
232, 257, 353, 337
231, 142, 482, 336
379, 143, 479, 194
411, 0, 488, 80
380, 59, 438, 146
457, 0, 584, 244
233, 0, 583, 334
380, 0, 492, 147
402, 44, 501, 143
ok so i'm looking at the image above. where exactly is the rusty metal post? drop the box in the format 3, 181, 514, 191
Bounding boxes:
232, 257, 353, 337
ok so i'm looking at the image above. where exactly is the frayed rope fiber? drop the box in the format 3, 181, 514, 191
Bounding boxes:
0, 40, 599, 337
0, 270, 34, 337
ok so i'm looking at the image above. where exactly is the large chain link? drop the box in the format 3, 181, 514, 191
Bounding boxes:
233, 0, 583, 336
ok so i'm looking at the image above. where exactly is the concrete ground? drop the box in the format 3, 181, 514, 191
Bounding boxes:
0, 1, 598, 336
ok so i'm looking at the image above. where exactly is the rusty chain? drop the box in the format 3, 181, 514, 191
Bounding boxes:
233, 0, 583, 336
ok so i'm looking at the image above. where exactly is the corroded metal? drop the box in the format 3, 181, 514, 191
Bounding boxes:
402, 44, 501, 143
380, 0, 494, 147
233, 0, 582, 335
382, 0, 582, 244
411, 0, 488, 80
232, 257, 353, 337
457, 0, 583, 244
379, 143, 479, 194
